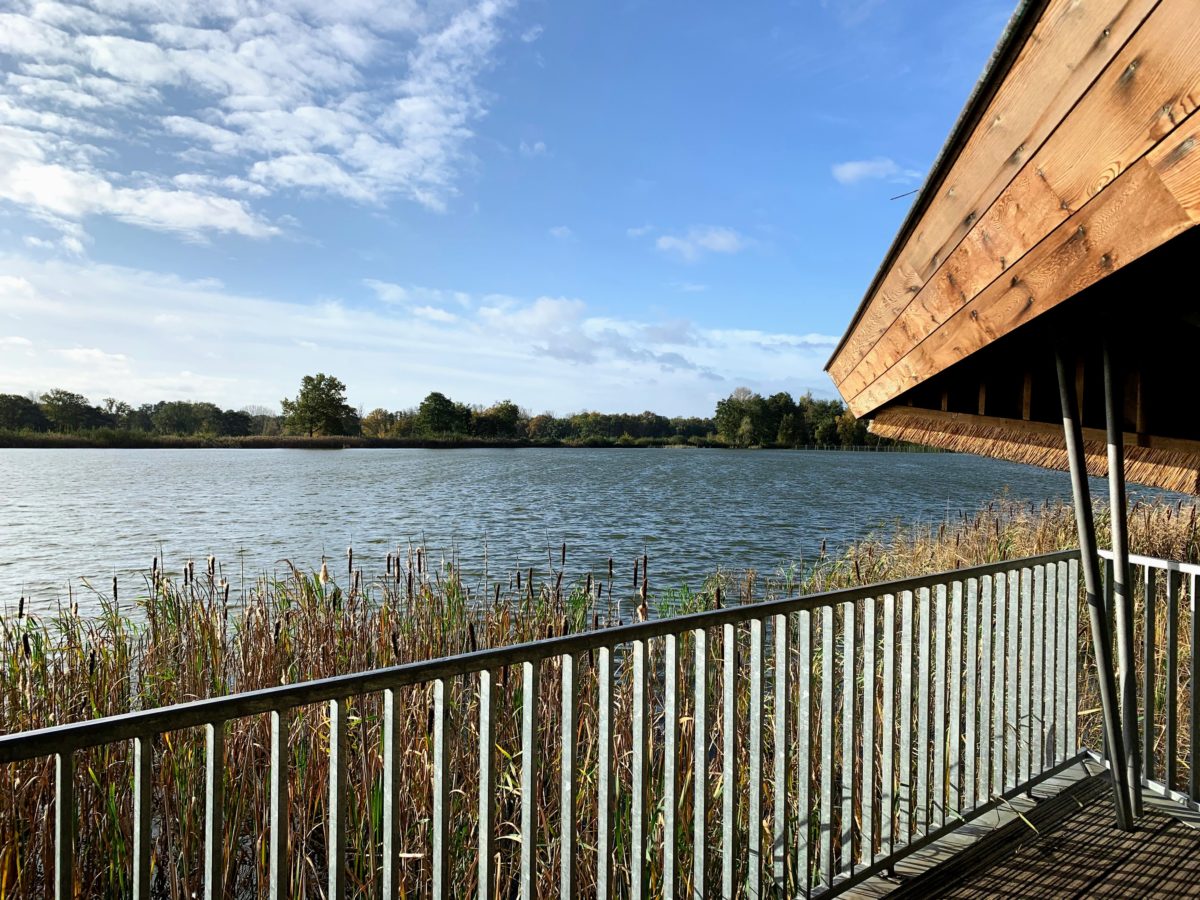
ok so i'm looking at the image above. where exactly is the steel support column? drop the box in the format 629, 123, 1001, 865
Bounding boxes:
1056, 348, 1134, 831
1103, 339, 1143, 817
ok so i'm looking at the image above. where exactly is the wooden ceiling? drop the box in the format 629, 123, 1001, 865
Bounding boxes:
827, 0, 1200, 419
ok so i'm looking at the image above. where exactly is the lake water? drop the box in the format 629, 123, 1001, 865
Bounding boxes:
0, 448, 1162, 615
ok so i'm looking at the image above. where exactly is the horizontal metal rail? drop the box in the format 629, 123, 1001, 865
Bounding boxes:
2, 548, 1083, 898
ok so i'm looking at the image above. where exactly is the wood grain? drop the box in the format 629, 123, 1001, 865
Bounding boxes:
849, 156, 1194, 416
829, 0, 1158, 386
841, 0, 1200, 402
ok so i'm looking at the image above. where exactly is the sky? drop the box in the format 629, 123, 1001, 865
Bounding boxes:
0, 0, 1017, 418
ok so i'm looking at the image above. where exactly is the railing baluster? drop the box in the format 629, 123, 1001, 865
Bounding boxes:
55, 750, 73, 900
1056, 563, 1070, 765
963, 579, 977, 815
748, 618, 765, 898
561, 654, 579, 897
1043, 566, 1058, 769
796, 610, 812, 898
1067, 558, 1080, 755
978, 575, 992, 805
270, 711, 289, 900
598, 647, 615, 897
1019, 567, 1033, 785
916, 587, 931, 836
880, 595, 895, 860
948, 581, 963, 819
932, 584, 947, 828
861, 598, 876, 863
327, 700, 346, 900
133, 735, 152, 900
664, 634, 680, 899
841, 601, 856, 873
1031, 566, 1044, 777
433, 678, 450, 898
771, 613, 789, 889
820, 605, 835, 888
1167, 571, 1180, 794
205, 721, 225, 900
520, 660, 540, 900
1006, 571, 1019, 791
926, 580, 945, 830
1144, 565, 1156, 781
992, 572, 1006, 796
477, 673, 495, 900
1192, 574, 1200, 803
632, 640, 650, 900
897, 590, 913, 849
721, 622, 739, 900
691, 631, 708, 899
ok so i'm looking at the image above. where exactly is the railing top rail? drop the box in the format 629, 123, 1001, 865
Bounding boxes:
0, 548, 1079, 763
1098, 548, 1200, 577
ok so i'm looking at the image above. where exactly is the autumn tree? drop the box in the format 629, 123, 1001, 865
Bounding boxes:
281, 373, 360, 436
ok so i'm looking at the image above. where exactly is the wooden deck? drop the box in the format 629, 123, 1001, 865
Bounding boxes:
852, 759, 1200, 898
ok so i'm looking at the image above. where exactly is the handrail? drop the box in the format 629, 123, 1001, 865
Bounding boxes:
0, 549, 1079, 763
1098, 547, 1200, 577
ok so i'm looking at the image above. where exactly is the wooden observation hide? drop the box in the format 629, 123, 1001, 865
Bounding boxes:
828, 0, 1200, 833
826, 0, 1200, 494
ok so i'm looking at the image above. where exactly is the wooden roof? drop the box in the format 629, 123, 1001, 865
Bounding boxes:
826, 0, 1200, 492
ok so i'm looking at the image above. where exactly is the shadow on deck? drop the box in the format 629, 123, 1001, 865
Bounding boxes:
876, 763, 1200, 898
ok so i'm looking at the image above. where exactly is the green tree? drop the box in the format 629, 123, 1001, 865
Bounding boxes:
0, 394, 50, 431
361, 408, 396, 438
417, 391, 469, 435
40, 388, 99, 432
281, 373, 358, 436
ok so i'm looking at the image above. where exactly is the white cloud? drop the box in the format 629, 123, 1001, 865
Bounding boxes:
0, 0, 515, 244
518, 139, 546, 157
626, 223, 654, 238
0, 254, 839, 414
655, 226, 748, 262
548, 225, 573, 240
831, 156, 922, 186
520, 24, 544, 43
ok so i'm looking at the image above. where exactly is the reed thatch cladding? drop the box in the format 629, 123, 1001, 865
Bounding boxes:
870, 407, 1200, 496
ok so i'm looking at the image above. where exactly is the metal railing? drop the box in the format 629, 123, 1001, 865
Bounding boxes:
0, 550, 1082, 898
1099, 549, 1200, 810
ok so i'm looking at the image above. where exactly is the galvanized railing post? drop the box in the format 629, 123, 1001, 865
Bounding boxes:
560, 654, 579, 897
632, 640, 650, 900
520, 660, 540, 900
327, 699, 346, 899
477, 672, 495, 900
55, 750, 73, 900
771, 612, 790, 888
205, 721, 225, 900
748, 618, 765, 898
597, 647, 615, 897
433, 678, 450, 898
383, 690, 401, 899
269, 711, 289, 899
132, 735, 152, 900
663, 634, 680, 899
721, 623, 739, 900
692, 629, 708, 899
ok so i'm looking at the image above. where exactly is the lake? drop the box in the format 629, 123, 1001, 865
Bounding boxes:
0, 447, 1162, 615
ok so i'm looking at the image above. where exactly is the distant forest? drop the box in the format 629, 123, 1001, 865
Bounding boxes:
0, 377, 890, 448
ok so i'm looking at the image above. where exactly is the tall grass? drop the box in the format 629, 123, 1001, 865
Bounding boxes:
1, 497, 1196, 897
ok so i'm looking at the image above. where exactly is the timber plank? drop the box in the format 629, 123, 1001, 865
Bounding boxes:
842, 1, 1200, 403
848, 156, 1194, 416
829, 0, 1158, 386
1151, 117, 1200, 218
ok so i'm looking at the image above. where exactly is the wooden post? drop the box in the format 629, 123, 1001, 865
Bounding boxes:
1056, 347, 1133, 831
1104, 339, 1142, 816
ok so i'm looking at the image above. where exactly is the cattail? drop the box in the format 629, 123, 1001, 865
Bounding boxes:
561, 542, 567, 568
516, 569, 522, 590
714, 586, 722, 609
207, 555, 216, 580
608, 558, 614, 581
112, 576, 118, 605
468, 622, 478, 653
347, 546, 353, 577
636, 598, 648, 622
494, 583, 501, 604
633, 559, 639, 589
187, 559, 195, 584
586, 572, 593, 595
319, 560, 330, 587
386, 553, 393, 576
18, 596, 24, 619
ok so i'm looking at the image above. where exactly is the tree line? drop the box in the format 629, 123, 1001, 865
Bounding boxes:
0, 373, 886, 448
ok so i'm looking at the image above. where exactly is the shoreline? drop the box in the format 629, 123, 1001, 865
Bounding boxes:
0, 431, 935, 451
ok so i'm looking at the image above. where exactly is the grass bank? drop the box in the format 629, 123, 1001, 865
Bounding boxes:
1, 498, 1194, 896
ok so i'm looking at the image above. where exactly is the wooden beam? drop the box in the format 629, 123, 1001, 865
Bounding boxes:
829, 0, 1158, 386
849, 153, 1197, 416
838, 0, 1200, 402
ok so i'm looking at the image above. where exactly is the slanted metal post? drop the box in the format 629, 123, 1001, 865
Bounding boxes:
1056, 348, 1133, 831
1103, 339, 1142, 816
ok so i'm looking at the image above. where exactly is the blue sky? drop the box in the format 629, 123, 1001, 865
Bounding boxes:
0, 0, 1015, 417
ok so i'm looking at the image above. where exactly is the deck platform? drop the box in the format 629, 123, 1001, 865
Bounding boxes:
852, 759, 1200, 898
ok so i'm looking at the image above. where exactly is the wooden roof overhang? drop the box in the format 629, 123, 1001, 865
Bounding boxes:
825, 0, 1200, 493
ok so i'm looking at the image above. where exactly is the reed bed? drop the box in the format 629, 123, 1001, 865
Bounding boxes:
1, 497, 1197, 898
